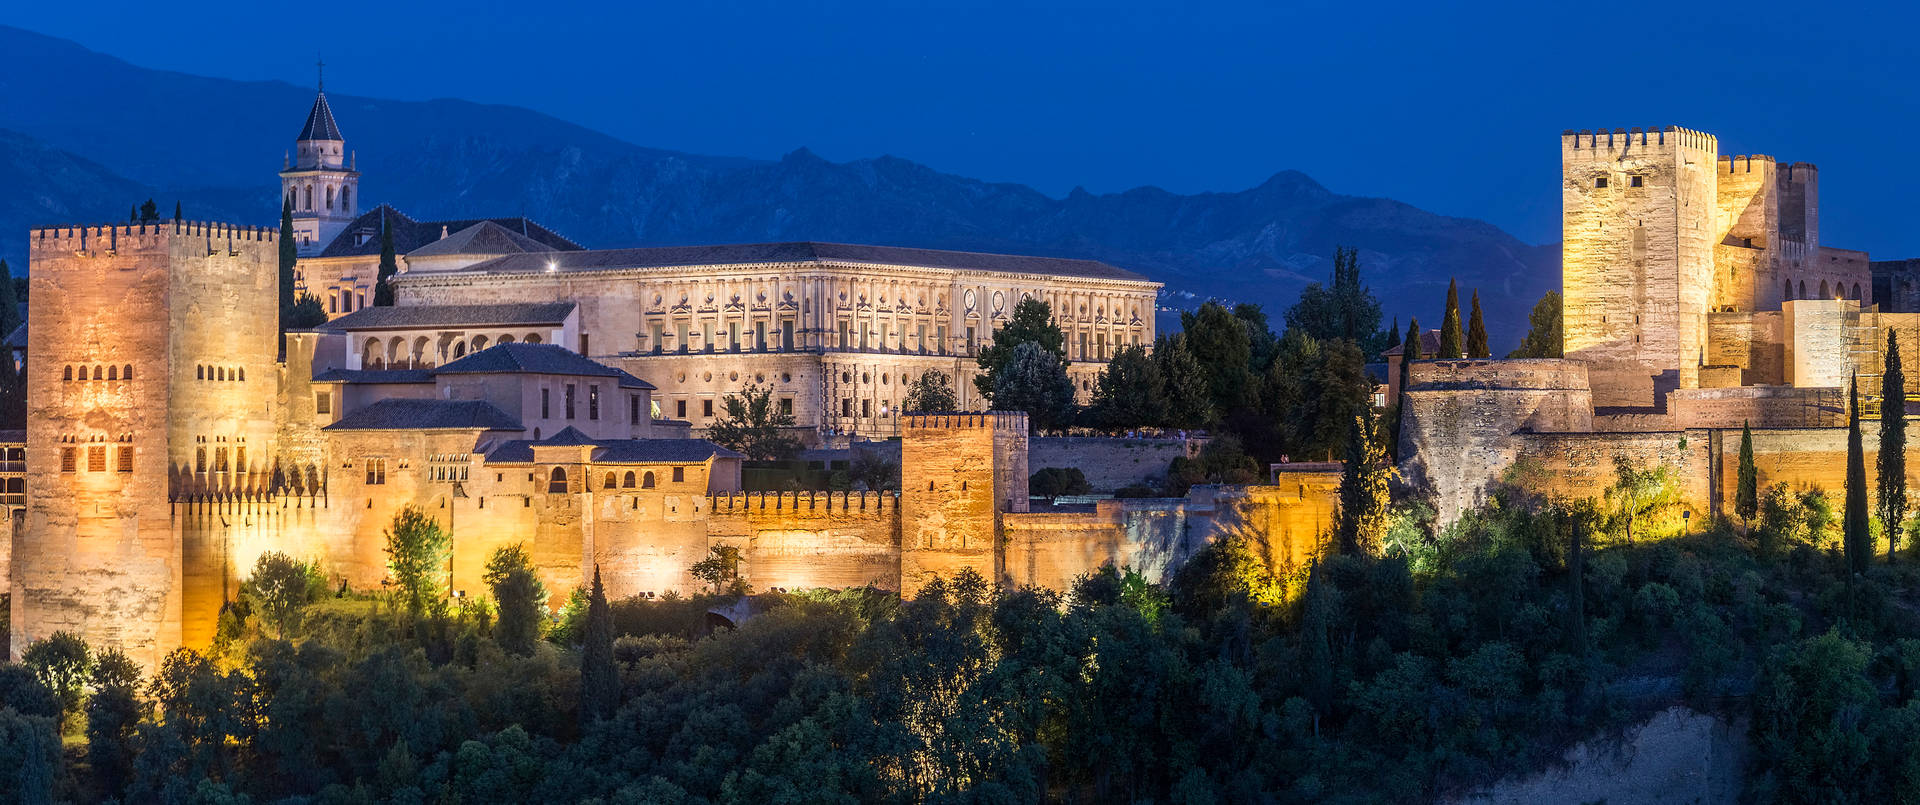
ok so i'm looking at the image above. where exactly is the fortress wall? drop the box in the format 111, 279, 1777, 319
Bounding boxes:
706, 492, 901, 592
1706, 312, 1786, 385
899, 413, 1027, 592
1713, 155, 1779, 311
1509, 431, 1714, 518
1398, 360, 1594, 523
1030, 436, 1192, 491
1669, 386, 1845, 429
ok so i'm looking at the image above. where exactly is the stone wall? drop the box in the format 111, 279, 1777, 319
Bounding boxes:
899, 412, 1028, 593
707, 492, 900, 591
1030, 436, 1192, 491
1398, 359, 1595, 522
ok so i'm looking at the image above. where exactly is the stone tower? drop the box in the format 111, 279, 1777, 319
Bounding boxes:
12, 221, 281, 669
898, 411, 1029, 594
280, 73, 359, 257
1562, 126, 1719, 408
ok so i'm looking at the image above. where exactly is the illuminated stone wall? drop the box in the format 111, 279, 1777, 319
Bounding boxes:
898, 412, 1028, 593
1030, 436, 1192, 492
706, 492, 901, 591
1398, 360, 1595, 523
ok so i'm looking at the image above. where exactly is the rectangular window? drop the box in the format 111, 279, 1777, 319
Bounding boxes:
357, 292, 366, 309
937, 325, 947, 355
917, 324, 926, 354
1630, 175, 1644, 188
650, 322, 665, 355
781, 320, 794, 351
967, 326, 977, 355
672, 466, 685, 483
589, 385, 600, 420
565, 384, 577, 419
329, 296, 338, 314
779, 397, 794, 416
754, 321, 766, 351
60, 447, 75, 473
729, 321, 740, 352
862, 399, 872, 418
88, 445, 107, 473
838, 320, 850, 349
703, 322, 715, 353
630, 394, 641, 423
842, 398, 851, 417
1595, 176, 1609, 188
214, 447, 228, 472
315, 391, 332, 415
1098, 333, 1108, 361
676, 399, 687, 419
365, 458, 386, 485
879, 323, 889, 353
542, 388, 551, 419
702, 399, 714, 418
580, 332, 590, 355
117, 446, 134, 473
676, 322, 690, 354
1079, 332, 1088, 360
236, 447, 247, 472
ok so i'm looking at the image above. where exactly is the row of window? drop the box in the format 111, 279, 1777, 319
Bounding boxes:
1594, 175, 1646, 189
1783, 278, 1865, 302
59, 445, 134, 473
194, 446, 247, 473
196, 365, 245, 382
63, 364, 133, 381
287, 183, 350, 214
367, 460, 684, 490
666, 397, 793, 421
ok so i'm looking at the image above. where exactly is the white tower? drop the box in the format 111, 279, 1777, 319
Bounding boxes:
279, 63, 360, 256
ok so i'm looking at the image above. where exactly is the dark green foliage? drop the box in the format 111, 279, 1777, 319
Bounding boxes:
173, 200, 182, 221
384, 505, 452, 615
1438, 278, 1463, 359
138, 198, 158, 222
0, 346, 24, 428
1881, 332, 1908, 561
974, 297, 1065, 398
1088, 345, 1167, 430
243, 551, 321, 637
1398, 315, 1422, 402
86, 647, 145, 797
485, 544, 547, 656
1385, 317, 1400, 355
989, 341, 1077, 431
707, 384, 802, 459
578, 566, 617, 725
374, 212, 398, 306
1738, 421, 1760, 525
0, 705, 58, 804
1466, 289, 1489, 358
1029, 466, 1091, 498
1154, 334, 1213, 428
1283, 246, 1384, 352
1181, 301, 1254, 411
1507, 291, 1564, 359
850, 449, 899, 491
0, 258, 21, 339
21, 631, 90, 720
285, 293, 330, 329
901, 369, 956, 412
690, 545, 745, 594
1847, 376, 1871, 575
1335, 412, 1391, 556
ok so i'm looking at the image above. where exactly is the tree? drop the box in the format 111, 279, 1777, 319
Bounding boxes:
1030, 467, 1092, 499
706, 384, 802, 460
129, 204, 138, 222
1384, 317, 1400, 356
1397, 316, 1422, 403
902, 370, 956, 413
484, 544, 546, 656
1235, 303, 1280, 372
1300, 559, 1336, 734
278, 198, 299, 337
1283, 246, 1382, 350
173, 201, 182, 221
1507, 291, 1564, 359
1155, 334, 1212, 429
1605, 455, 1673, 545
974, 297, 1065, 398
1438, 278, 1463, 359
243, 551, 315, 637
138, 199, 158, 222
285, 294, 329, 330
383, 505, 451, 615
373, 213, 398, 306
850, 449, 899, 490
1881, 331, 1908, 562
1737, 420, 1760, 526
689, 545, 743, 594
578, 566, 618, 726
1846, 374, 1871, 575
21, 631, 91, 721
1088, 345, 1167, 430
0, 347, 24, 428
1334, 412, 1392, 556
1466, 289, 1489, 358
86, 647, 146, 797
1181, 301, 1253, 412
990, 341, 1077, 431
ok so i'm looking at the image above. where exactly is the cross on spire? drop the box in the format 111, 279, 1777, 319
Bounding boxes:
317, 55, 325, 91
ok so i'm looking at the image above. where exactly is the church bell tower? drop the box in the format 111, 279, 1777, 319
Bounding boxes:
279, 63, 360, 256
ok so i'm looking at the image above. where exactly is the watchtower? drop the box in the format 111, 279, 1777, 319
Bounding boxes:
898, 411, 1029, 594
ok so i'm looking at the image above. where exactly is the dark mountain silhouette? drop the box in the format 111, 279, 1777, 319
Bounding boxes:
0, 25, 1558, 348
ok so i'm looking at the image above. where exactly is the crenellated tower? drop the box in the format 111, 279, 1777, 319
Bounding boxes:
279, 67, 360, 257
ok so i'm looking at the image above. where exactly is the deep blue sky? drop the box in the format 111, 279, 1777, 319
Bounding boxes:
15, 1, 1919, 254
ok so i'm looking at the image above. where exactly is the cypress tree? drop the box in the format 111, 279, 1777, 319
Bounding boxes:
1301, 559, 1335, 735
278, 199, 299, 338
1384, 317, 1400, 356
1397, 316, 1421, 404
129, 204, 137, 223
1438, 278, 1463, 359
1466, 289, 1489, 358
1335, 412, 1391, 556
0, 258, 21, 339
1881, 331, 1908, 562
1737, 420, 1759, 526
374, 212, 398, 306
173, 201, 182, 221
1846, 374, 1871, 575
578, 566, 618, 725
138, 199, 158, 222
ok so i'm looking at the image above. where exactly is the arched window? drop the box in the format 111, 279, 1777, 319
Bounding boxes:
107, 366, 117, 380
1820, 280, 1830, 298
341, 187, 350, 210
214, 447, 228, 472
1784, 278, 1793, 301
123, 365, 132, 380
623, 471, 636, 488
603, 472, 617, 489
472, 335, 490, 352
524, 333, 542, 344
1800, 280, 1807, 298
195, 447, 206, 473
217, 367, 226, 381
93, 366, 102, 380
62, 366, 72, 381
237, 368, 245, 382
326, 186, 335, 210
304, 185, 313, 210
498, 334, 516, 345
1855, 283, 1863, 301
642, 471, 656, 489
548, 466, 568, 493
453, 342, 467, 358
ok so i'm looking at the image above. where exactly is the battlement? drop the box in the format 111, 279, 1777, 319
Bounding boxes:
1780, 162, 1819, 181
708, 490, 897, 515
28, 221, 278, 255
1562, 126, 1717, 153
902, 410, 1029, 432
1406, 359, 1591, 392
1719, 154, 1777, 173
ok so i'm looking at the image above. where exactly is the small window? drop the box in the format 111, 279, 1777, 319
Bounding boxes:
63, 366, 73, 381
365, 458, 386, 485
548, 466, 568, 494
1630, 175, 1643, 188
87, 445, 106, 473
60, 447, 76, 473
196, 447, 206, 473
702, 399, 714, 418
117, 446, 133, 473
315, 392, 332, 415
214, 447, 228, 473
237, 368, 245, 382
630, 395, 641, 423
1595, 176, 1609, 188
565, 384, 577, 420
604, 472, 617, 490
779, 397, 793, 416
589, 385, 600, 421
123, 364, 132, 380
642, 471, 656, 489
672, 466, 685, 483
542, 388, 551, 419
107, 365, 118, 381
676, 400, 687, 419
92, 366, 102, 380
196, 365, 204, 380
623, 471, 636, 488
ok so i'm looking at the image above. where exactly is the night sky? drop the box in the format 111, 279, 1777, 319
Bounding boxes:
16, 1, 1919, 256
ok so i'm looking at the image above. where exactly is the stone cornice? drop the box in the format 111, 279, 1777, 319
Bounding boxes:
395, 259, 1161, 294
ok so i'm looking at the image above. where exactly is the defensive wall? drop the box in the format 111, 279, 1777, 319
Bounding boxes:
1397, 360, 1594, 521
1029, 436, 1194, 491
706, 491, 900, 591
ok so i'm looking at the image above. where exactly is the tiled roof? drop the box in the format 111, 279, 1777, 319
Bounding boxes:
483, 435, 743, 464
297, 90, 344, 141
312, 368, 434, 383
0, 429, 23, 445
455, 241, 1150, 283
408, 221, 558, 258
1381, 329, 1444, 358
433, 343, 654, 389
536, 426, 599, 446
315, 205, 581, 259
323, 399, 523, 431
320, 302, 577, 331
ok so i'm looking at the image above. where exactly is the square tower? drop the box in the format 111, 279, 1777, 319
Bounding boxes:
1562, 126, 1719, 407
12, 221, 280, 668
898, 411, 1029, 594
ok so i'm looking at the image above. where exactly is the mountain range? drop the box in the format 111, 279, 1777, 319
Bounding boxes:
0, 25, 1559, 348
